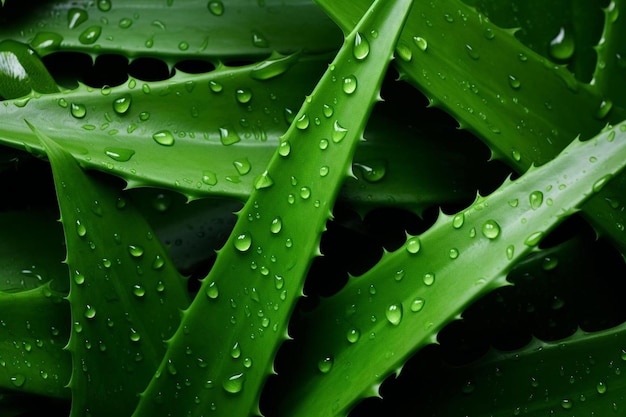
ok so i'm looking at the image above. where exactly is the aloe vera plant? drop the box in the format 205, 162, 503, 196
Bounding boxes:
1, 1, 626, 417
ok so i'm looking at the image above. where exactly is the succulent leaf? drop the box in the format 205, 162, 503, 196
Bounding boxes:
30, 123, 190, 416
131, 0, 414, 416
276, 123, 626, 417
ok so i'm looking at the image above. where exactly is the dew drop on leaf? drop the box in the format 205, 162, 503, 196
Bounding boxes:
209, 80, 223, 93
202, 170, 218, 186
132, 284, 146, 298
410, 298, 425, 312
295, 114, 310, 130
385, 303, 403, 326
481, 220, 501, 239
9, 374, 25, 388
331, 121, 348, 143
549, 27, 575, 61
84, 305, 96, 319
465, 44, 480, 60
230, 342, 241, 359
524, 231, 544, 247
596, 100, 613, 119
423, 272, 435, 286
395, 42, 413, 62
68, 8, 88, 29
128, 245, 144, 258
207, 0, 224, 16
299, 186, 311, 200
323, 104, 334, 118
73, 271, 85, 285
342, 75, 357, 95
97, 0, 111, 11
233, 158, 251, 175
75, 219, 87, 237
234, 232, 252, 252
254, 170, 273, 190
222, 373, 245, 394
235, 88, 252, 104
508, 75, 521, 89
406, 236, 421, 254
104, 147, 135, 162
278, 140, 291, 157
413, 36, 428, 52
152, 130, 175, 146
78, 26, 102, 45
353, 32, 370, 60
113, 94, 132, 114
251, 30, 269, 48
597, 381, 607, 394
206, 281, 219, 299
346, 328, 360, 343
70, 103, 86, 119
270, 217, 282, 234
529, 191, 543, 209
219, 126, 240, 145
318, 356, 334, 373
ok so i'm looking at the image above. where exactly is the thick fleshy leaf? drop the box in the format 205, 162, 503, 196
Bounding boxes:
0, 0, 341, 62
132, 1, 414, 416
31, 123, 190, 416
275, 122, 626, 417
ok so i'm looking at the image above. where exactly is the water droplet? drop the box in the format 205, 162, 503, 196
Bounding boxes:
524, 231, 544, 247
152, 130, 175, 146
449, 248, 459, 259
512, 148, 521, 161
452, 213, 465, 229
465, 44, 480, 60
250, 53, 296, 80
113, 94, 132, 115
596, 100, 613, 119
219, 126, 240, 145
354, 160, 386, 182
222, 373, 245, 394
254, 170, 273, 190
10, 374, 25, 388
232, 158, 251, 176
483, 27, 495, 40
78, 26, 102, 45
319, 138, 329, 150
202, 170, 218, 186
508, 75, 521, 89
84, 305, 96, 319
481, 220, 501, 239
423, 272, 435, 286
385, 303, 403, 326
318, 356, 334, 373
332, 121, 348, 143
549, 27, 575, 61
323, 104, 334, 118
406, 236, 421, 254
413, 36, 428, 52
74, 271, 85, 285
395, 42, 413, 62
31, 32, 64, 53
206, 281, 219, 299
128, 245, 144, 258
342, 75, 357, 95
593, 174, 612, 192
346, 328, 360, 343
75, 219, 87, 237
70, 103, 86, 119
278, 140, 291, 157
132, 284, 146, 298
506, 245, 515, 260
293, 113, 309, 130
270, 217, 282, 234
209, 80, 223, 93
68, 8, 88, 29
410, 298, 425, 312
97, 0, 111, 12
178, 41, 189, 51
251, 30, 269, 48
235, 88, 252, 104
353, 32, 370, 60
119, 18, 133, 29
560, 399, 573, 410
230, 342, 241, 359
234, 232, 252, 252
104, 147, 135, 162
299, 186, 311, 200
529, 191, 543, 209
597, 381, 607, 394
208, 0, 224, 16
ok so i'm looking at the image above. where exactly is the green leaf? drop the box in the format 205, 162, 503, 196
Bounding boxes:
316, 0, 626, 256
276, 122, 626, 417
0, 285, 70, 399
132, 0, 414, 416
0, 40, 58, 99
30, 123, 190, 416
0, 0, 341, 62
